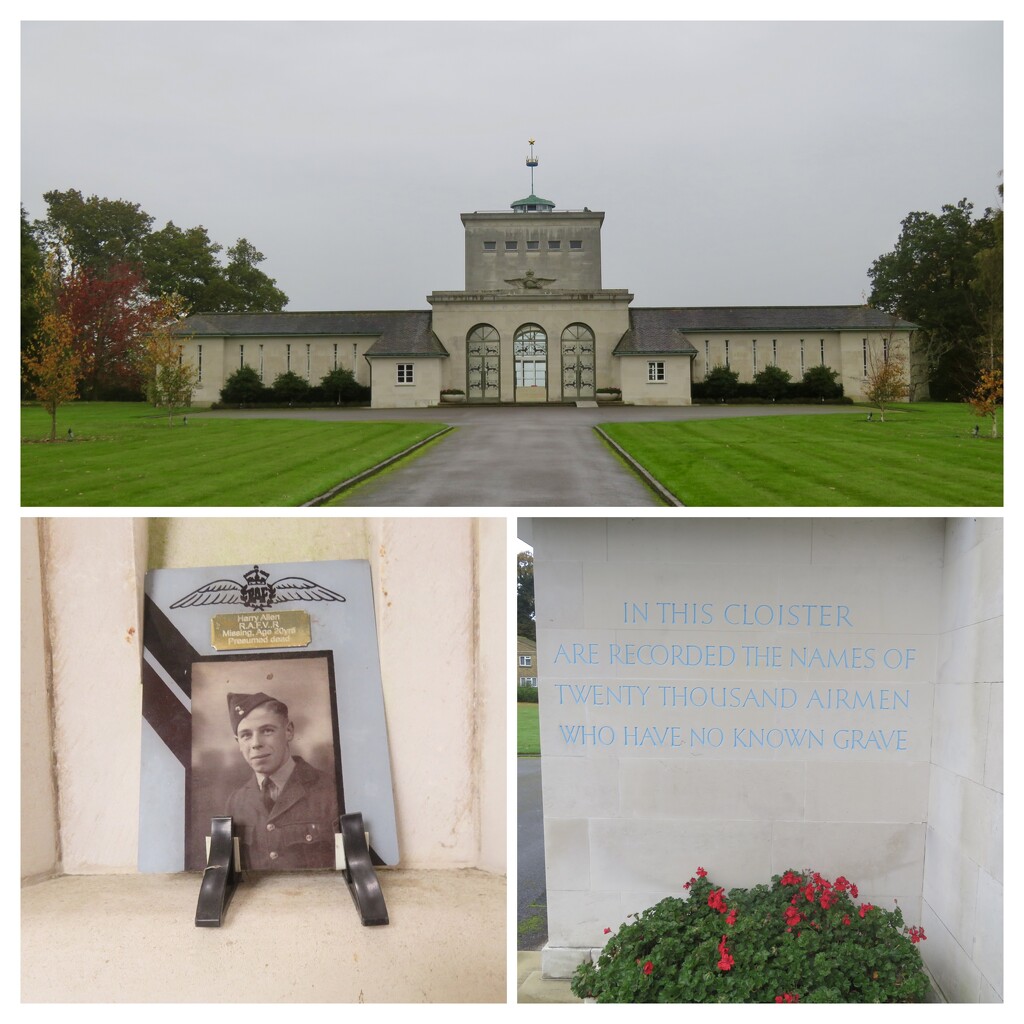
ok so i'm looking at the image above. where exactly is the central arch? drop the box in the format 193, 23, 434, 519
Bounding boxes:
560, 323, 596, 399
514, 324, 548, 403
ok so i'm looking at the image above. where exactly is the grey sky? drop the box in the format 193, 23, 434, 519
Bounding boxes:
21, 19, 1003, 312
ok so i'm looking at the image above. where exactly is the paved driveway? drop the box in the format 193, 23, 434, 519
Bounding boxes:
203, 403, 859, 508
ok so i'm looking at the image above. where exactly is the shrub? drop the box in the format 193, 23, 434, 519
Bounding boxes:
802, 364, 843, 400
220, 365, 266, 405
271, 370, 311, 403
571, 867, 929, 1003
517, 684, 539, 703
753, 364, 792, 400
321, 367, 367, 404
703, 364, 740, 401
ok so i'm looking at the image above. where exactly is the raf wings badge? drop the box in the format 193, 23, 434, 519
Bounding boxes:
171, 565, 347, 611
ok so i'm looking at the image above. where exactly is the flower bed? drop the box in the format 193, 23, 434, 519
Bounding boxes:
570, 868, 928, 1003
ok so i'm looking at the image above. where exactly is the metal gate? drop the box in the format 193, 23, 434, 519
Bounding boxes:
561, 325, 595, 400
467, 327, 500, 402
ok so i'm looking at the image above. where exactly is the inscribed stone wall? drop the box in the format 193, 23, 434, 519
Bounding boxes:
532, 517, 946, 976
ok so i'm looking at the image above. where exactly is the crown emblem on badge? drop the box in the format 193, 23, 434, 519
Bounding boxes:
243, 566, 270, 587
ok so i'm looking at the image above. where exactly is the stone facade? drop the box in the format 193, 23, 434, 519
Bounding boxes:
521, 517, 1002, 1003
175, 195, 917, 408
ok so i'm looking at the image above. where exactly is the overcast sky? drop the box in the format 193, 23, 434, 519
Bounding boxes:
21, 16, 1004, 312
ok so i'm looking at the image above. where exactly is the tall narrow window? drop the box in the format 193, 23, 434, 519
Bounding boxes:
820, 339, 825, 364
752, 339, 758, 374
883, 337, 889, 363
862, 338, 868, 377
772, 338, 778, 365
197, 344, 203, 383
799, 339, 805, 376
514, 324, 547, 388
705, 340, 710, 374
239, 344, 244, 370
333, 343, 338, 370
725, 339, 730, 367
306, 343, 311, 380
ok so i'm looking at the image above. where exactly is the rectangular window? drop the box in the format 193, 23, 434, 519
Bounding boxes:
648, 361, 666, 382
239, 344, 244, 370
752, 339, 758, 374
197, 344, 203, 383
518, 655, 532, 667
521, 676, 537, 687
800, 339, 805, 376
772, 338, 778, 365
725, 339, 730, 367
820, 339, 825, 364
333, 343, 338, 370
482, 241, 496, 251
883, 337, 889, 363
548, 240, 561, 250
306, 343, 311, 380
397, 363, 414, 385
569, 239, 583, 249
862, 339, 868, 377
505, 240, 518, 251
705, 340, 710, 374
526, 240, 539, 250
286, 343, 292, 373
259, 344, 264, 381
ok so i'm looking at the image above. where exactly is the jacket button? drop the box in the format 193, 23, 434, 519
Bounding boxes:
269, 851, 278, 860
267, 823, 275, 831
305, 834, 313, 842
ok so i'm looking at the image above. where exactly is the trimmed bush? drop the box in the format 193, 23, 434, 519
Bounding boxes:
517, 684, 539, 703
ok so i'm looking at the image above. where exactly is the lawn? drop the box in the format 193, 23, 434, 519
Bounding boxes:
21, 403, 447, 506
600, 403, 1002, 506
518, 702, 540, 756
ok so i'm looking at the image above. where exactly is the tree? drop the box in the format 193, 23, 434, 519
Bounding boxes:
271, 370, 310, 403
57, 263, 163, 398
968, 363, 1002, 440
22, 258, 83, 441
144, 297, 199, 424
753, 364, 791, 401
517, 550, 536, 641
21, 206, 45, 372
801, 364, 842, 400
320, 367, 364, 404
220, 238, 288, 312
867, 194, 1001, 399
864, 339, 909, 422
220, 365, 265, 405
36, 188, 154, 278
141, 221, 224, 312
703, 364, 740, 401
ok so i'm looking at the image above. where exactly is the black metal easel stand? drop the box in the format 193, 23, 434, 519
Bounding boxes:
194, 813, 389, 927
195, 816, 239, 927
341, 811, 389, 926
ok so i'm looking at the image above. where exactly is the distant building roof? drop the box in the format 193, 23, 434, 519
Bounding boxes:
174, 310, 448, 358
511, 193, 555, 212
614, 306, 917, 356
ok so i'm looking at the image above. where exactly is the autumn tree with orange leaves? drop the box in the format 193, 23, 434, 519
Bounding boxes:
968, 363, 1002, 439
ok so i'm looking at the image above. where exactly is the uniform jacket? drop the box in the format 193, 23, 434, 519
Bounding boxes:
226, 756, 339, 870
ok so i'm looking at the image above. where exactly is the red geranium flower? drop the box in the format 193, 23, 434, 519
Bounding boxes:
603, 927, 611, 934
859, 903, 874, 918
775, 992, 800, 1003
696, 866, 708, 877
907, 926, 927, 944
843, 915, 851, 926
642, 960, 653, 975
708, 888, 729, 913
726, 908, 738, 926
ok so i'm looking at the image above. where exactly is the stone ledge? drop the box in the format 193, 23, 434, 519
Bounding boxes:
23, 869, 504, 1003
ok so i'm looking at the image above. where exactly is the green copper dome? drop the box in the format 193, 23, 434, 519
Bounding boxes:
511, 194, 555, 212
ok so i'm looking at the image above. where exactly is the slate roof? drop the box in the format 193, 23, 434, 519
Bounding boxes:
614, 306, 918, 356
174, 310, 448, 358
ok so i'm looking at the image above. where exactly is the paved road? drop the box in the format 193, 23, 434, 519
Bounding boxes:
518, 757, 547, 951
203, 403, 859, 508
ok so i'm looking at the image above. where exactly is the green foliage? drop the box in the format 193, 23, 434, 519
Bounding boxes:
321, 367, 365, 404
517, 550, 536, 640
517, 684, 539, 703
867, 192, 1003, 399
220, 365, 266, 405
271, 370, 311, 402
571, 868, 929, 1003
753, 364, 792, 400
802, 364, 842, 399
703, 364, 740, 401
517, 702, 540, 756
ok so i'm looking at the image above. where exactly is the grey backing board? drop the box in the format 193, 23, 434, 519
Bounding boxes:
140, 559, 398, 871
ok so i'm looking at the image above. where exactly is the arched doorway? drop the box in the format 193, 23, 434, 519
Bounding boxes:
466, 324, 500, 402
560, 323, 596, 400
514, 324, 548, 403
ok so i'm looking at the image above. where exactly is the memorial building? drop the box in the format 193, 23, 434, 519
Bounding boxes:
176, 145, 918, 408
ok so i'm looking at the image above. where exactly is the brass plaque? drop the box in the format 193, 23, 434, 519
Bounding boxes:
211, 610, 312, 651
